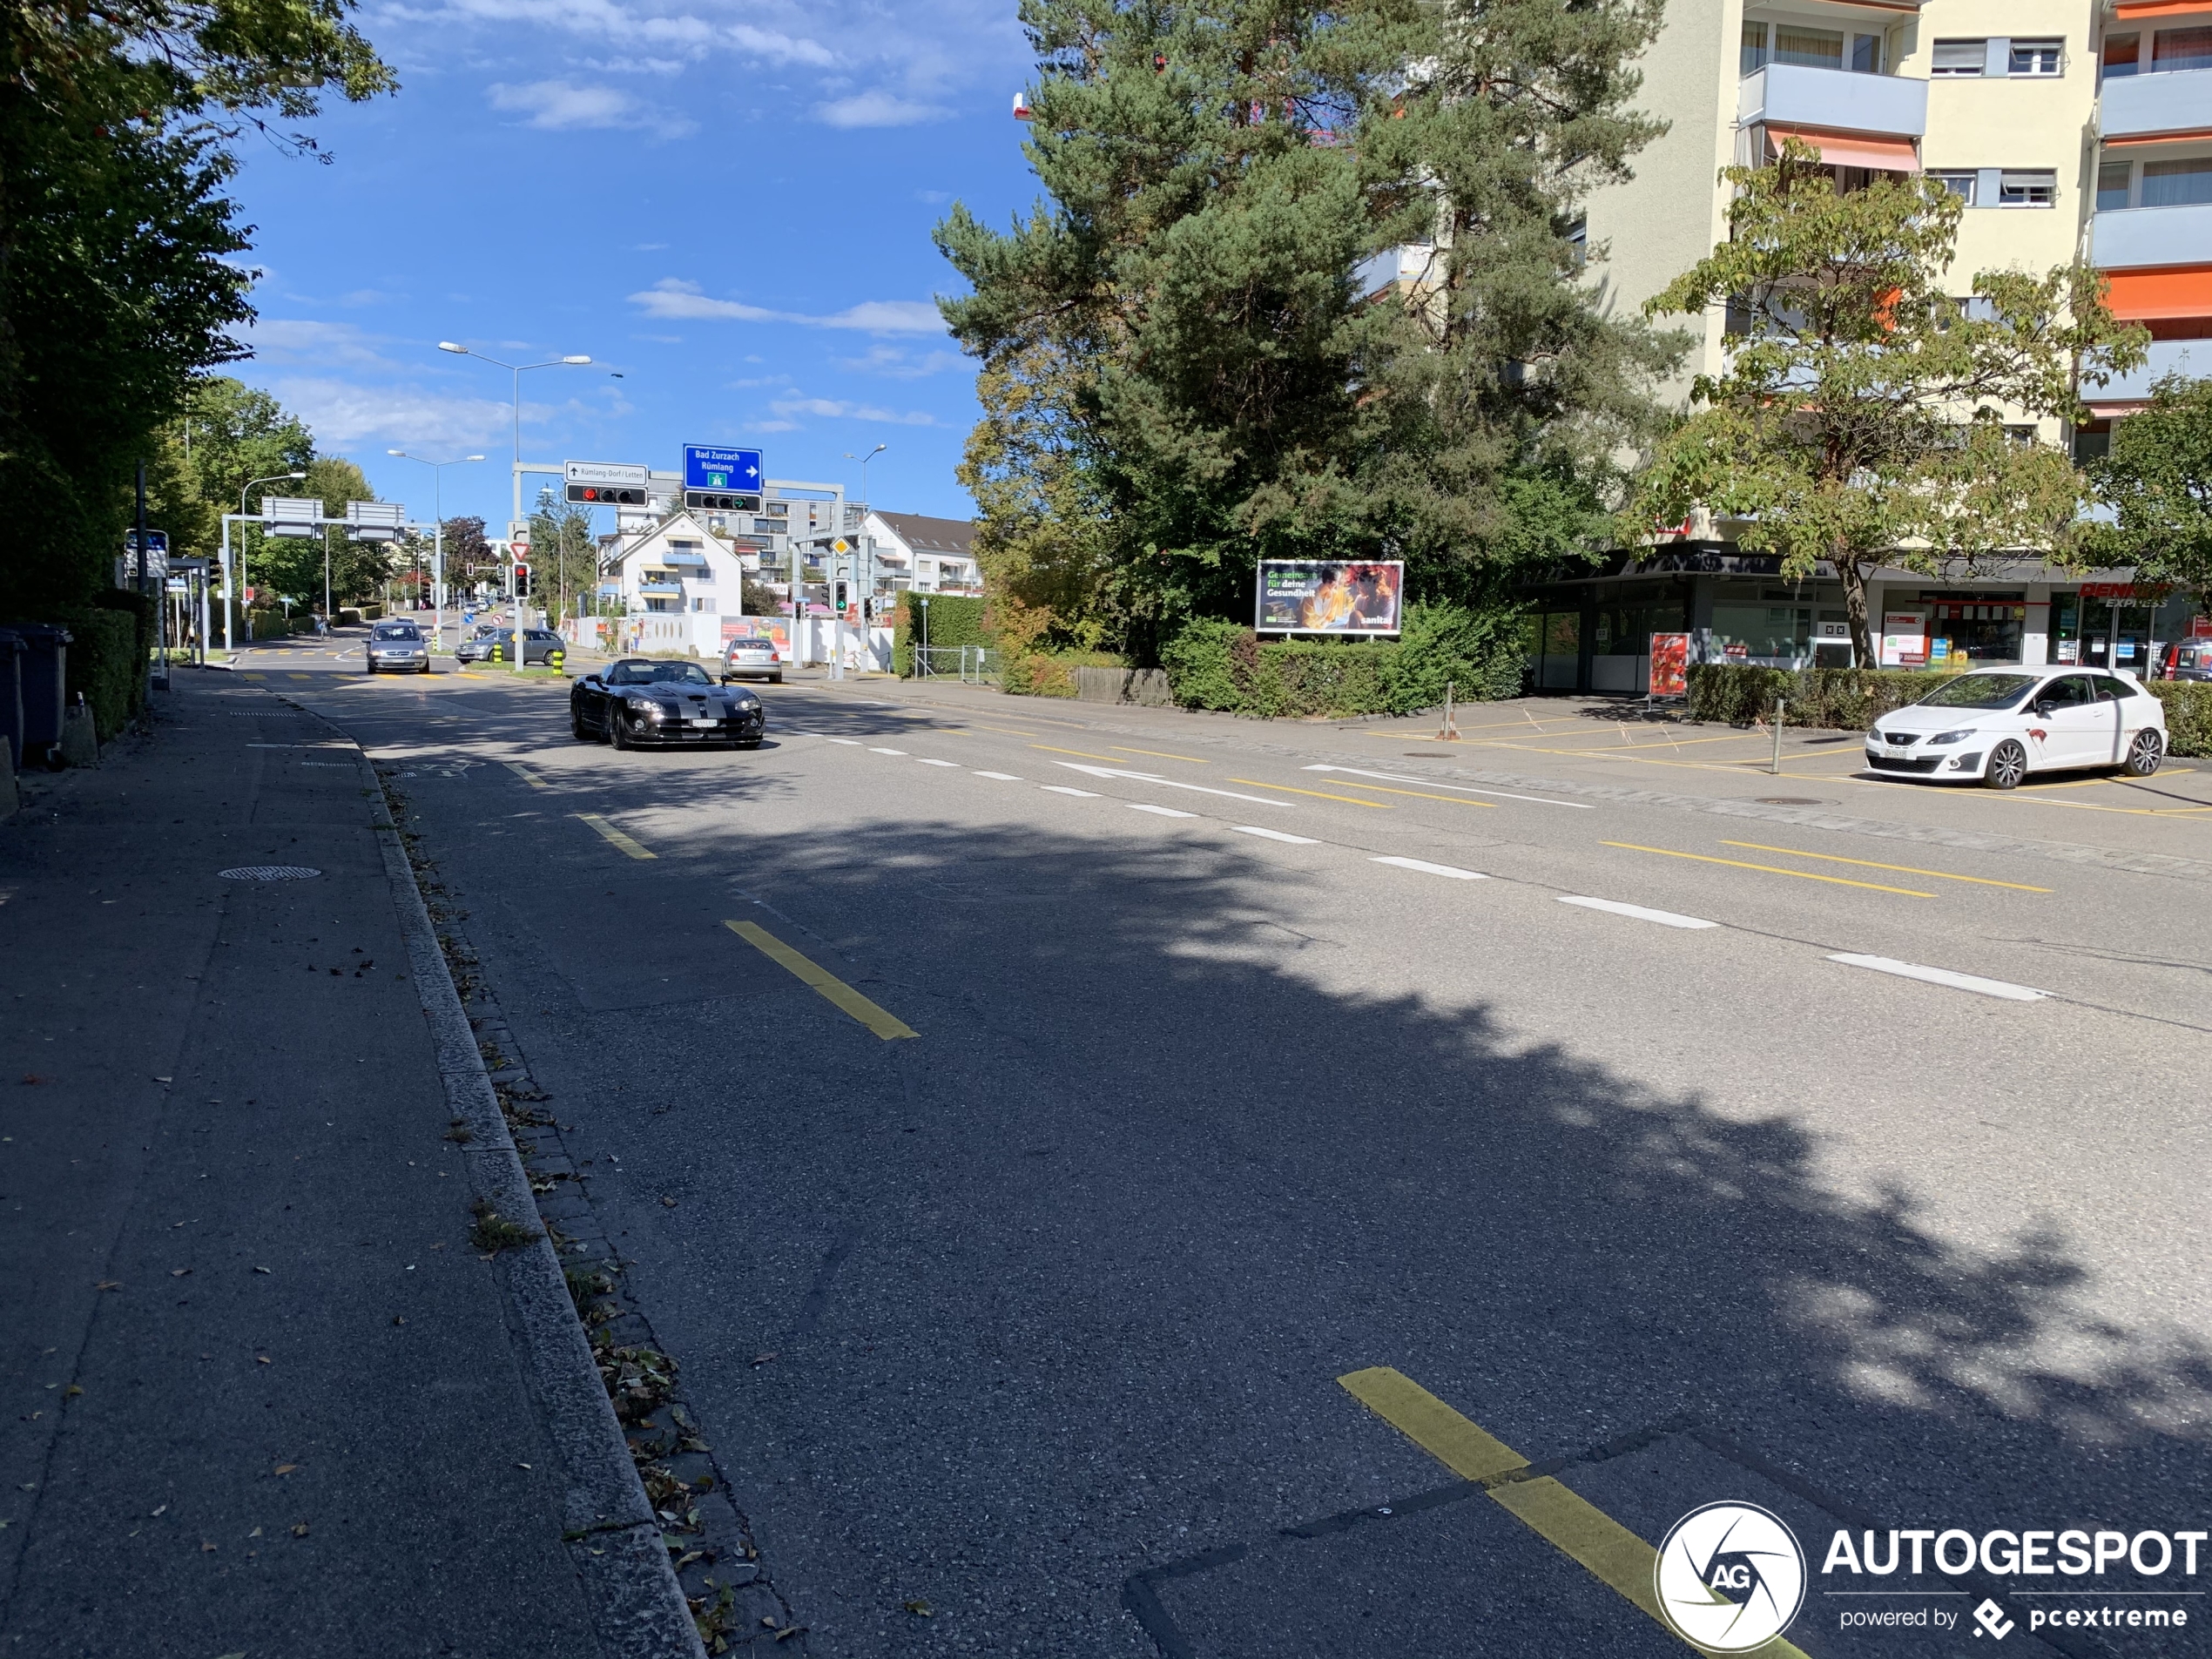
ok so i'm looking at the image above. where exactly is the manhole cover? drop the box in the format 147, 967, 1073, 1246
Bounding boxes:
219, 865, 321, 881
1755, 797, 1830, 806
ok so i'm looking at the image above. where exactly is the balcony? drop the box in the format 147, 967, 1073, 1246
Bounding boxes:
2087, 338, 2212, 405
2094, 202, 2212, 269
2101, 65, 2212, 143
1738, 64, 1928, 142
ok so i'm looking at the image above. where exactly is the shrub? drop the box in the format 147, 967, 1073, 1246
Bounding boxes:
1158, 617, 1251, 711
1159, 603, 1530, 718
1002, 649, 1122, 698
50, 606, 138, 741
892, 590, 989, 677
1382, 602, 1528, 711
92, 588, 153, 717
2149, 681, 2212, 759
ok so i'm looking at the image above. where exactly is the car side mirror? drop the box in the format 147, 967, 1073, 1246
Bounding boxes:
719, 672, 738, 685
2033, 698, 2056, 718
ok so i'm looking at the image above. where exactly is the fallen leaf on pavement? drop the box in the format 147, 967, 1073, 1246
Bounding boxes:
291, 1521, 309, 1537
273, 1464, 297, 1476
151, 1503, 165, 1516
750, 1353, 777, 1367
64, 1385, 80, 1397
94, 1281, 119, 1291
255, 1355, 271, 1366
170, 1268, 191, 1278
660, 1196, 677, 1208
253, 1266, 270, 1275
773, 1627, 806, 1642
200, 1541, 216, 1553
904, 1600, 934, 1616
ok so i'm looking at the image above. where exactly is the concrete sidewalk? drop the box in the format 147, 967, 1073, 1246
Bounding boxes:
0, 674, 691, 1657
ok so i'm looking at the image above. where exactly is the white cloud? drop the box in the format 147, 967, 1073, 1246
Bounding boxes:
835, 344, 967, 379
815, 90, 948, 128
486, 78, 693, 134
260, 377, 515, 450
768, 395, 939, 427
628, 279, 946, 335
233, 318, 399, 370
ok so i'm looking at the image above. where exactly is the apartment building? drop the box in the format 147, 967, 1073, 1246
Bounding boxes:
1512, 0, 2209, 691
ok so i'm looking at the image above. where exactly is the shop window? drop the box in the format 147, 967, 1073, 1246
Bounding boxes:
2154, 27, 2212, 71
1774, 26, 1844, 70
1999, 170, 2057, 208
1537, 611, 1580, 690
2104, 33, 2140, 79
2009, 40, 2062, 77
1932, 38, 1986, 77
1710, 604, 1811, 665
1925, 600, 2024, 664
2098, 159, 2134, 212
2142, 157, 2212, 209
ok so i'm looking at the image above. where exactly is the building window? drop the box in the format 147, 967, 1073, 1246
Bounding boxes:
1565, 216, 1587, 269
2098, 158, 2134, 212
1931, 171, 1978, 205
2009, 39, 2062, 77
2143, 156, 2212, 208
1741, 21, 1767, 75
2104, 34, 2140, 79
1851, 32, 1884, 75
1998, 170, 2057, 208
1774, 26, 1843, 70
1932, 38, 1986, 77
2155, 27, 2212, 71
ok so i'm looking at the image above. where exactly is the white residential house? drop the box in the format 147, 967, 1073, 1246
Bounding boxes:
863, 511, 981, 593
594, 509, 759, 658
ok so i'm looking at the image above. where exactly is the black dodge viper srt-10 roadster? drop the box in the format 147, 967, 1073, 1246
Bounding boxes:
570, 658, 768, 750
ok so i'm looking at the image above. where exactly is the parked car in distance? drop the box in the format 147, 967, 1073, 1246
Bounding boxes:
1865, 667, 2168, 789
457, 627, 561, 665
570, 658, 767, 749
723, 634, 784, 684
364, 620, 430, 674
2163, 639, 2212, 683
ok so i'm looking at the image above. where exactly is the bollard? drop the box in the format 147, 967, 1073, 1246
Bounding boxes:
549, 648, 565, 674
1439, 679, 1460, 741
1770, 696, 1785, 774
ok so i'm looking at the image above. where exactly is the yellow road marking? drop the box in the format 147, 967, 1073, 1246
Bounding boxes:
1340, 1367, 1811, 1659
1109, 745, 1208, 765
1338, 1368, 1526, 1480
970, 724, 1040, 738
1605, 841, 1933, 898
1029, 744, 1130, 763
1332, 779, 1497, 808
1225, 777, 1393, 808
506, 761, 549, 790
1719, 840, 2053, 893
724, 920, 917, 1040
574, 813, 655, 860
288, 672, 314, 681
243, 673, 268, 681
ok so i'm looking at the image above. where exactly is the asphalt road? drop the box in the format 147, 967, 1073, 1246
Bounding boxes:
262, 640, 2212, 1658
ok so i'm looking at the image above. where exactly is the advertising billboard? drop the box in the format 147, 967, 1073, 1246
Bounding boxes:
1255, 561, 1404, 635
1648, 632, 1690, 698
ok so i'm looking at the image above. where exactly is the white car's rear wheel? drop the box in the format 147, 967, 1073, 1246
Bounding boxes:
1985, 740, 2027, 790
2126, 729, 2165, 777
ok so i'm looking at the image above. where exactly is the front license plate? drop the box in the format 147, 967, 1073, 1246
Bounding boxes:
690, 718, 718, 728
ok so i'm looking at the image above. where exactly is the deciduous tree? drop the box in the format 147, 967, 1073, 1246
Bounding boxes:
2087, 374, 2212, 600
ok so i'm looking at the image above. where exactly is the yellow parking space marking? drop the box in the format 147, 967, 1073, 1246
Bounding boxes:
969, 723, 1039, 738
1338, 1367, 1526, 1481
1719, 840, 2053, 892
243, 673, 269, 681
288, 672, 314, 681
574, 813, 656, 860
1340, 1366, 1811, 1659
1333, 779, 1498, 808
1029, 744, 1131, 763
1605, 841, 1933, 898
1225, 778, 1393, 808
1110, 745, 1208, 765
724, 920, 917, 1040
506, 761, 550, 790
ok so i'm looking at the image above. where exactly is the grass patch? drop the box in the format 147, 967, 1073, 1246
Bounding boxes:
469, 1199, 540, 1254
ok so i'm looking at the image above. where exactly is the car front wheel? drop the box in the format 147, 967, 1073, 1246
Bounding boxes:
1985, 739, 2027, 791
610, 708, 632, 750
2126, 729, 2165, 777
571, 707, 590, 742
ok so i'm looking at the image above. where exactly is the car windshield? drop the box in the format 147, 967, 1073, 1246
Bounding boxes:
1915, 672, 2039, 711
372, 626, 419, 640
608, 661, 714, 686
730, 639, 772, 650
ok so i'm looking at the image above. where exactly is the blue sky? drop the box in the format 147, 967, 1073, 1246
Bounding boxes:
226, 0, 1041, 531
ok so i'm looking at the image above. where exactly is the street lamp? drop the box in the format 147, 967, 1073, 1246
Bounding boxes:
845, 443, 887, 504
226, 469, 307, 651
388, 449, 485, 658
436, 342, 591, 531
845, 445, 887, 628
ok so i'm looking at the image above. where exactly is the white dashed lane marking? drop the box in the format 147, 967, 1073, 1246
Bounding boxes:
868, 747, 908, 756
1055, 763, 1291, 808
1826, 954, 2048, 1002
1233, 826, 1319, 846
973, 772, 1023, 781
1372, 856, 1487, 881
915, 758, 961, 767
826, 738, 863, 746
1304, 765, 1595, 809
1042, 786, 1102, 799
1127, 804, 1199, 819
1556, 896, 1719, 930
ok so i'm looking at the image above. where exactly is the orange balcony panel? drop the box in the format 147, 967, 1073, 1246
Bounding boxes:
1764, 125, 1921, 172
2102, 266, 2212, 319
2112, 0, 2212, 17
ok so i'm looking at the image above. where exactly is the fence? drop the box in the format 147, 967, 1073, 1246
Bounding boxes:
915, 645, 1001, 683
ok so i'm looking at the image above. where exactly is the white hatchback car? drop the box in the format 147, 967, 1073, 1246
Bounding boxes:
1865, 667, 2168, 789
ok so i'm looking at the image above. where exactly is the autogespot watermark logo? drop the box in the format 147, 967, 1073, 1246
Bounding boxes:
1654, 1501, 1809, 1652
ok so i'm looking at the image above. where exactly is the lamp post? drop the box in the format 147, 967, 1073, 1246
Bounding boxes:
227, 469, 307, 651
435, 342, 590, 533
844, 445, 886, 641
388, 450, 484, 658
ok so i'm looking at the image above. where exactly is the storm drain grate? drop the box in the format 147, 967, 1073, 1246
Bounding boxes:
218, 865, 321, 881
1755, 797, 1831, 806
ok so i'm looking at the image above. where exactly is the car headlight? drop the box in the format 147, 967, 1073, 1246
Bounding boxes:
736, 696, 760, 711
640, 701, 665, 720
1928, 729, 1975, 745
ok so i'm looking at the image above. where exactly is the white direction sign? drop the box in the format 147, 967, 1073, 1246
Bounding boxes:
564, 460, 650, 488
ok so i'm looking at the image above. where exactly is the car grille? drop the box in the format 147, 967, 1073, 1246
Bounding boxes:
1874, 731, 1919, 747
1867, 754, 1942, 773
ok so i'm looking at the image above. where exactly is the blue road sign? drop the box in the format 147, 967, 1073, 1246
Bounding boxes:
124, 529, 170, 555
683, 445, 764, 493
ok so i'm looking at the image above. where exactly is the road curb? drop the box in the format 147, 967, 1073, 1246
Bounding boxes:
346, 725, 706, 1659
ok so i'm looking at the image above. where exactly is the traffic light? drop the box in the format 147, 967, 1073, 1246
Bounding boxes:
514, 562, 530, 597
684, 490, 759, 512
833, 579, 850, 610
567, 483, 647, 506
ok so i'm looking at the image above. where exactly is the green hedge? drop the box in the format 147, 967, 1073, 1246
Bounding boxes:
51, 606, 138, 742
1689, 662, 2212, 759
1158, 603, 1528, 718
893, 591, 989, 677
2149, 682, 2212, 758
1002, 650, 1123, 698
93, 588, 153, 718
